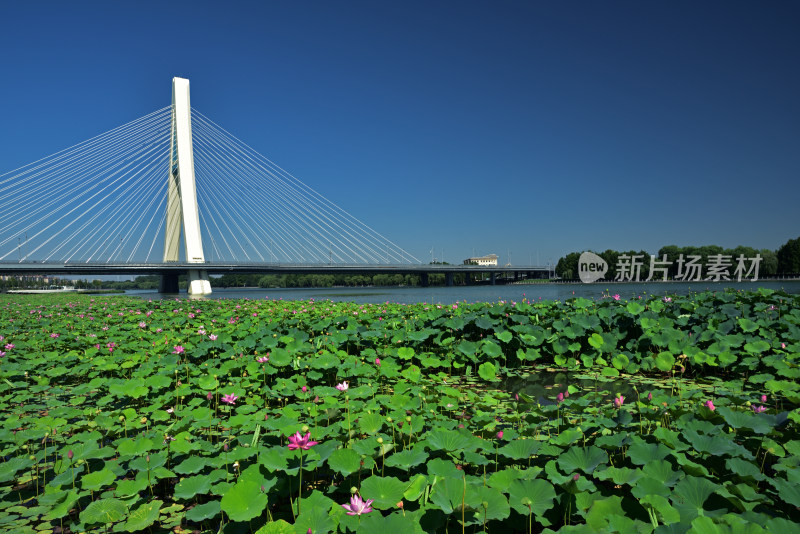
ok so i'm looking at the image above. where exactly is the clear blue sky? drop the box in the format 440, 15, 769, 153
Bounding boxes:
1, 1, 798, 266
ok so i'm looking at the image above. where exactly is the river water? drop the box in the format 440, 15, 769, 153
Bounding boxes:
129, 279, 800, 304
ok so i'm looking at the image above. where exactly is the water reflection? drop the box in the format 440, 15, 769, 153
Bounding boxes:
502, 370, 643, 406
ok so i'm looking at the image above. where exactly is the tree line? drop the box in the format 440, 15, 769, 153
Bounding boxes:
555, 236, 800, 280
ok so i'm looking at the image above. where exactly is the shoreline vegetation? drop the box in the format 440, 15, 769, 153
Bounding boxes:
0, 289, 797, 532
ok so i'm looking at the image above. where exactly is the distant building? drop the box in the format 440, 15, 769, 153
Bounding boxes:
463, 254, 499, 266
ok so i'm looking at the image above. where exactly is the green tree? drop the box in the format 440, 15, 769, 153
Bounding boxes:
759, 249, 778, 276
777, 236, 800, 274
556, 252, 580, 279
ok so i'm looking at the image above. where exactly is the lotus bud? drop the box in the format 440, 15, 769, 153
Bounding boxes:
350, 486, 358, 494
302, 425, 309, 433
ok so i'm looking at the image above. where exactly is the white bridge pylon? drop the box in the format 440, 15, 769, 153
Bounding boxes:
164, 77, 212, 295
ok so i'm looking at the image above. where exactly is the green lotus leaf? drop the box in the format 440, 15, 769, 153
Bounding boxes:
197, 374, 218, 390
464, 485, 510, 523
184, 500, 220, 522
640, 460, 683, 486
254, 520, 295, 534
478, 362, 498, 381
220, 478, 268, 522
174, 474, 212, 499
0, 457, 33, 483
354, 512, 419, 534
744, 340, 770, 354
123, 499, 162, 532
403, 474, 428, 501
116, 476, 149, 498
498, 438, 540, 460
360, 475, 408, 510
80, 468, 117, 491
671, 476, 719, 521
627, 437, 672, 465
737, 318, 759, 333
80, 498, 128, 525
495, 330, 512, 344
401, 364, 422, 382
44, 489, 80, 520
327, 448, 361, 477
557, 446, 608, 474
117, 437, 155, 457
682, 429, 737, 457
396, 347, 415, 360
429, 475, 472, 516
585, 495, 625, 531
507, 478, 556, 517
639, 494, 680, 525
384, 447, 429, 469
294, 490, 336, 534
427, 428, 475, 452
359, 413, 384, 434
174, 455, 210, 475
426, 458, 463, 478
627, 301, 645, 315
770, 477, 800, 507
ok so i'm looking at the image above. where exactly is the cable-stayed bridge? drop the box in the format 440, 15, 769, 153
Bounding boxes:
0, 78, 550, 294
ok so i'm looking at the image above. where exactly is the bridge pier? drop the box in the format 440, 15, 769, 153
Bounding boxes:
445, 272, 454, 287
490, 272, 496, 285
420, 273, 429, 287
188, 269, 212, 295
160, 273, 179, 293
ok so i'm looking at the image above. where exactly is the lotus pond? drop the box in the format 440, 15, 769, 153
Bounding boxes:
0, 289, 798, 533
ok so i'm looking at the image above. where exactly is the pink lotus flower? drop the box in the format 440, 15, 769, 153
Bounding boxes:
557, 392, 564, 403
752, 405, 767, 413
781, 342, 786, 349
336, 381, 349, 392
341, 495, 374, 516
612, 294, 620, 301
704, 400, 715, 411
288, 432, 318, 451
375, 357, 381, 367
496, 431, 504, 439
209, 334, 218, 341
647, 392, 653, 401
301, 386, 308, 393
221, 393, 238, 405
614, 394, 625, 408
257, 355, 269, 363
50, 333, 59, 338
761, 394, 767, 403
173, 345, 184, 354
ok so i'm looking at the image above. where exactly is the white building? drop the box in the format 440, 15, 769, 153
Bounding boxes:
463, 254, 499, 266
